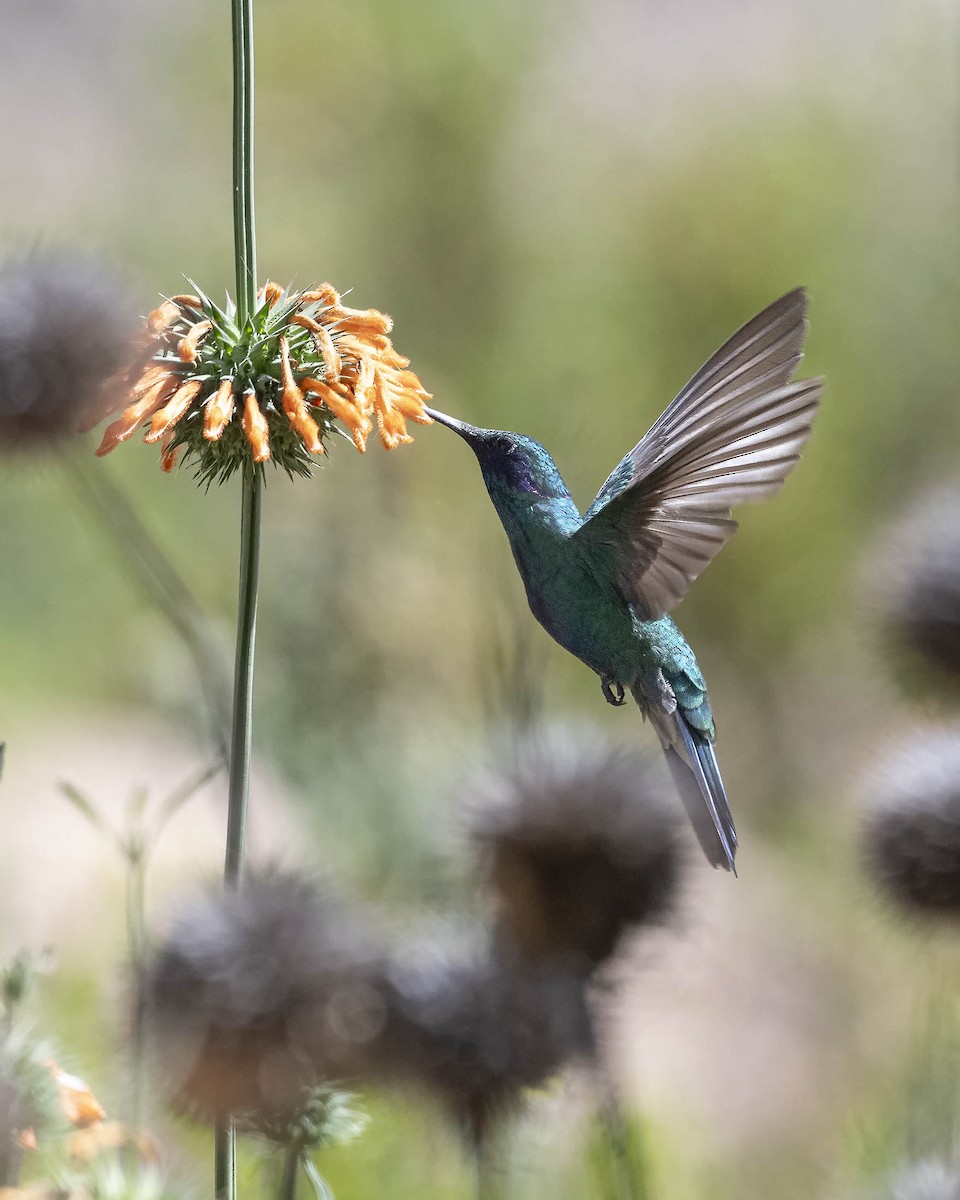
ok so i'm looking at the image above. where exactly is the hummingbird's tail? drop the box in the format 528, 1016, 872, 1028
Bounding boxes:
645, 704, 738, 873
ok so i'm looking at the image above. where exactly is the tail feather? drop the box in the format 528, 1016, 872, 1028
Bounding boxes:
651, 708, 738, 873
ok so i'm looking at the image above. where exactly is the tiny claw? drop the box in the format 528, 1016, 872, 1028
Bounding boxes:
601, 676, 626, 706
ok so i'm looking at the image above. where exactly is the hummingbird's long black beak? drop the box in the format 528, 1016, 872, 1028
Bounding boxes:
423, 406, 485, 442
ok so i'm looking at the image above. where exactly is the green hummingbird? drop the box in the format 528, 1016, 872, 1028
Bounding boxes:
426, 289, 822, 872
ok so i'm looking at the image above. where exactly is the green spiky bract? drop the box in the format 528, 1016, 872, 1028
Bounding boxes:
157, 283, 340, 488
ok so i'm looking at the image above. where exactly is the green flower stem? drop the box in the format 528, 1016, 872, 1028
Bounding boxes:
278, 1144, 302, 1200
224, 464, 262, 888
217, 0, 259, 1196
232, 0, 256, 325
595, 1068, 648, 1200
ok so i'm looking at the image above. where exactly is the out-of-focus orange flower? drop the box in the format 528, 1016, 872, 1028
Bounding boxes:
68, 1120, 160, 1164
44, 1060, 106, 1128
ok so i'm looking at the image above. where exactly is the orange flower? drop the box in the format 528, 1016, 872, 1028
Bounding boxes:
68, 1120, 160, 1164
94, 280, 432, 483
44, 1060, 106, 1128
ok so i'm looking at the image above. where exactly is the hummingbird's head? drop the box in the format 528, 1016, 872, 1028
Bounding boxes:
425, 407, 571, 501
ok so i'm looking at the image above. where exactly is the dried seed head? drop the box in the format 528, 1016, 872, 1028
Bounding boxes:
143, 870, 387, 1121
870, 483, 960, 685
377, 925, 590, 1144
94, 280, 431, 484
861, 727, 960, 918
0, 255, 140, 448
467, 725, 684, 973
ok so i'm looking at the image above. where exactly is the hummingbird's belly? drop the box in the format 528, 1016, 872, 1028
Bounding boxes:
523, 562, 644, 681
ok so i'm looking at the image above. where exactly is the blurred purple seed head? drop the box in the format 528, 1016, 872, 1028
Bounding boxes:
862, 728, 960, 919
144, 869, 387, 1121
467, 725, 684, 973
871, 484, 960, 684
378, 923, 590, 1144
0, 254, 140, 448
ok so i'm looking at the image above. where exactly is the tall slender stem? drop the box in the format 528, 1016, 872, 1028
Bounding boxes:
232, 0, 256, 324
595, 1067, 648, 1200
217, 1, 259, 1196
224, 465, 262, 885
278, 1144, 302, 1200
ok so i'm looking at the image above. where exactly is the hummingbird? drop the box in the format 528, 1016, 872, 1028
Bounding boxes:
426, 289, 822, 872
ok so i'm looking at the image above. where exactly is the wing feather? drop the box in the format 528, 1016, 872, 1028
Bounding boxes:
576, 290, 822, 618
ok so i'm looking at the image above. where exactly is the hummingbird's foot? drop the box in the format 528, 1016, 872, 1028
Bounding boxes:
601, 676, 626, 706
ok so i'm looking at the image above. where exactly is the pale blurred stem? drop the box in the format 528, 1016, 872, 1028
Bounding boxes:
596, 1067, 648, 1200
125, 849, 147, 1169
216, 0, 258, 1195
475, 1136, 501, 1200
278, 1144, 302, 1200
61, 455, 230, 762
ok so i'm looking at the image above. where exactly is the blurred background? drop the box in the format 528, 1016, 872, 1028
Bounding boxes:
0, 0, 958, 1196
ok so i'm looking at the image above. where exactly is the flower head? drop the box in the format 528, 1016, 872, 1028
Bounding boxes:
96, 281, 432, 483
378, 925, 590, 1144
0, 255, 139, 448
466, 726, 684, 973
869, 483, 960, 684
861, 726, 960, 918
144, 870, 385, 1120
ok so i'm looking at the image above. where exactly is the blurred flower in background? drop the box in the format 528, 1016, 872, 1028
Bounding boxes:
0, 256, 139, 449
871, 483, 960, 687
466, 724, 683, 973
861, 727, 960, 919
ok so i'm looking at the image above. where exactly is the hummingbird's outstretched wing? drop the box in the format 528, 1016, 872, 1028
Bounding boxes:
575, 288, 822, 620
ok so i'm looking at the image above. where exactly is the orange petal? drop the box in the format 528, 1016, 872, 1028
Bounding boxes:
46, 1061, 106, 1129
241, 391, 271, 462
279, 338, 324, 455
289, 315, 341, 382
352, 355, 376, 414
130, 364, 170, 399
146, 300, 184, 335
169, 294, 202, 308
258, 281, 284, 308
302, 378, 369, 451
375, 401, 413, 450
144, 378, 204, 443
299, 283, 340, 308
95, 374, 179, 456
179, 320, 213, 363
160, 434, 180, 473
69, 1121, 160, 1165
391, 389, 433, 422
204, 378, 236, 441
18, 1128, 37, 1151
327, 305, 393, 336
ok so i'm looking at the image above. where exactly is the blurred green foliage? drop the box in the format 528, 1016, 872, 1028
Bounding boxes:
1, 0, 958, 1197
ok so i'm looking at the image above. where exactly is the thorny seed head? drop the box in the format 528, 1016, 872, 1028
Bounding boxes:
143, 870, 386, 1120
466, 725, 684, 973
377, 924, 591, 1145
861, 726, 960, 919
870, 483, 960, 686
235, 1085, 368, 1150
0, 255, 140, 448
95, 281, 433, 484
